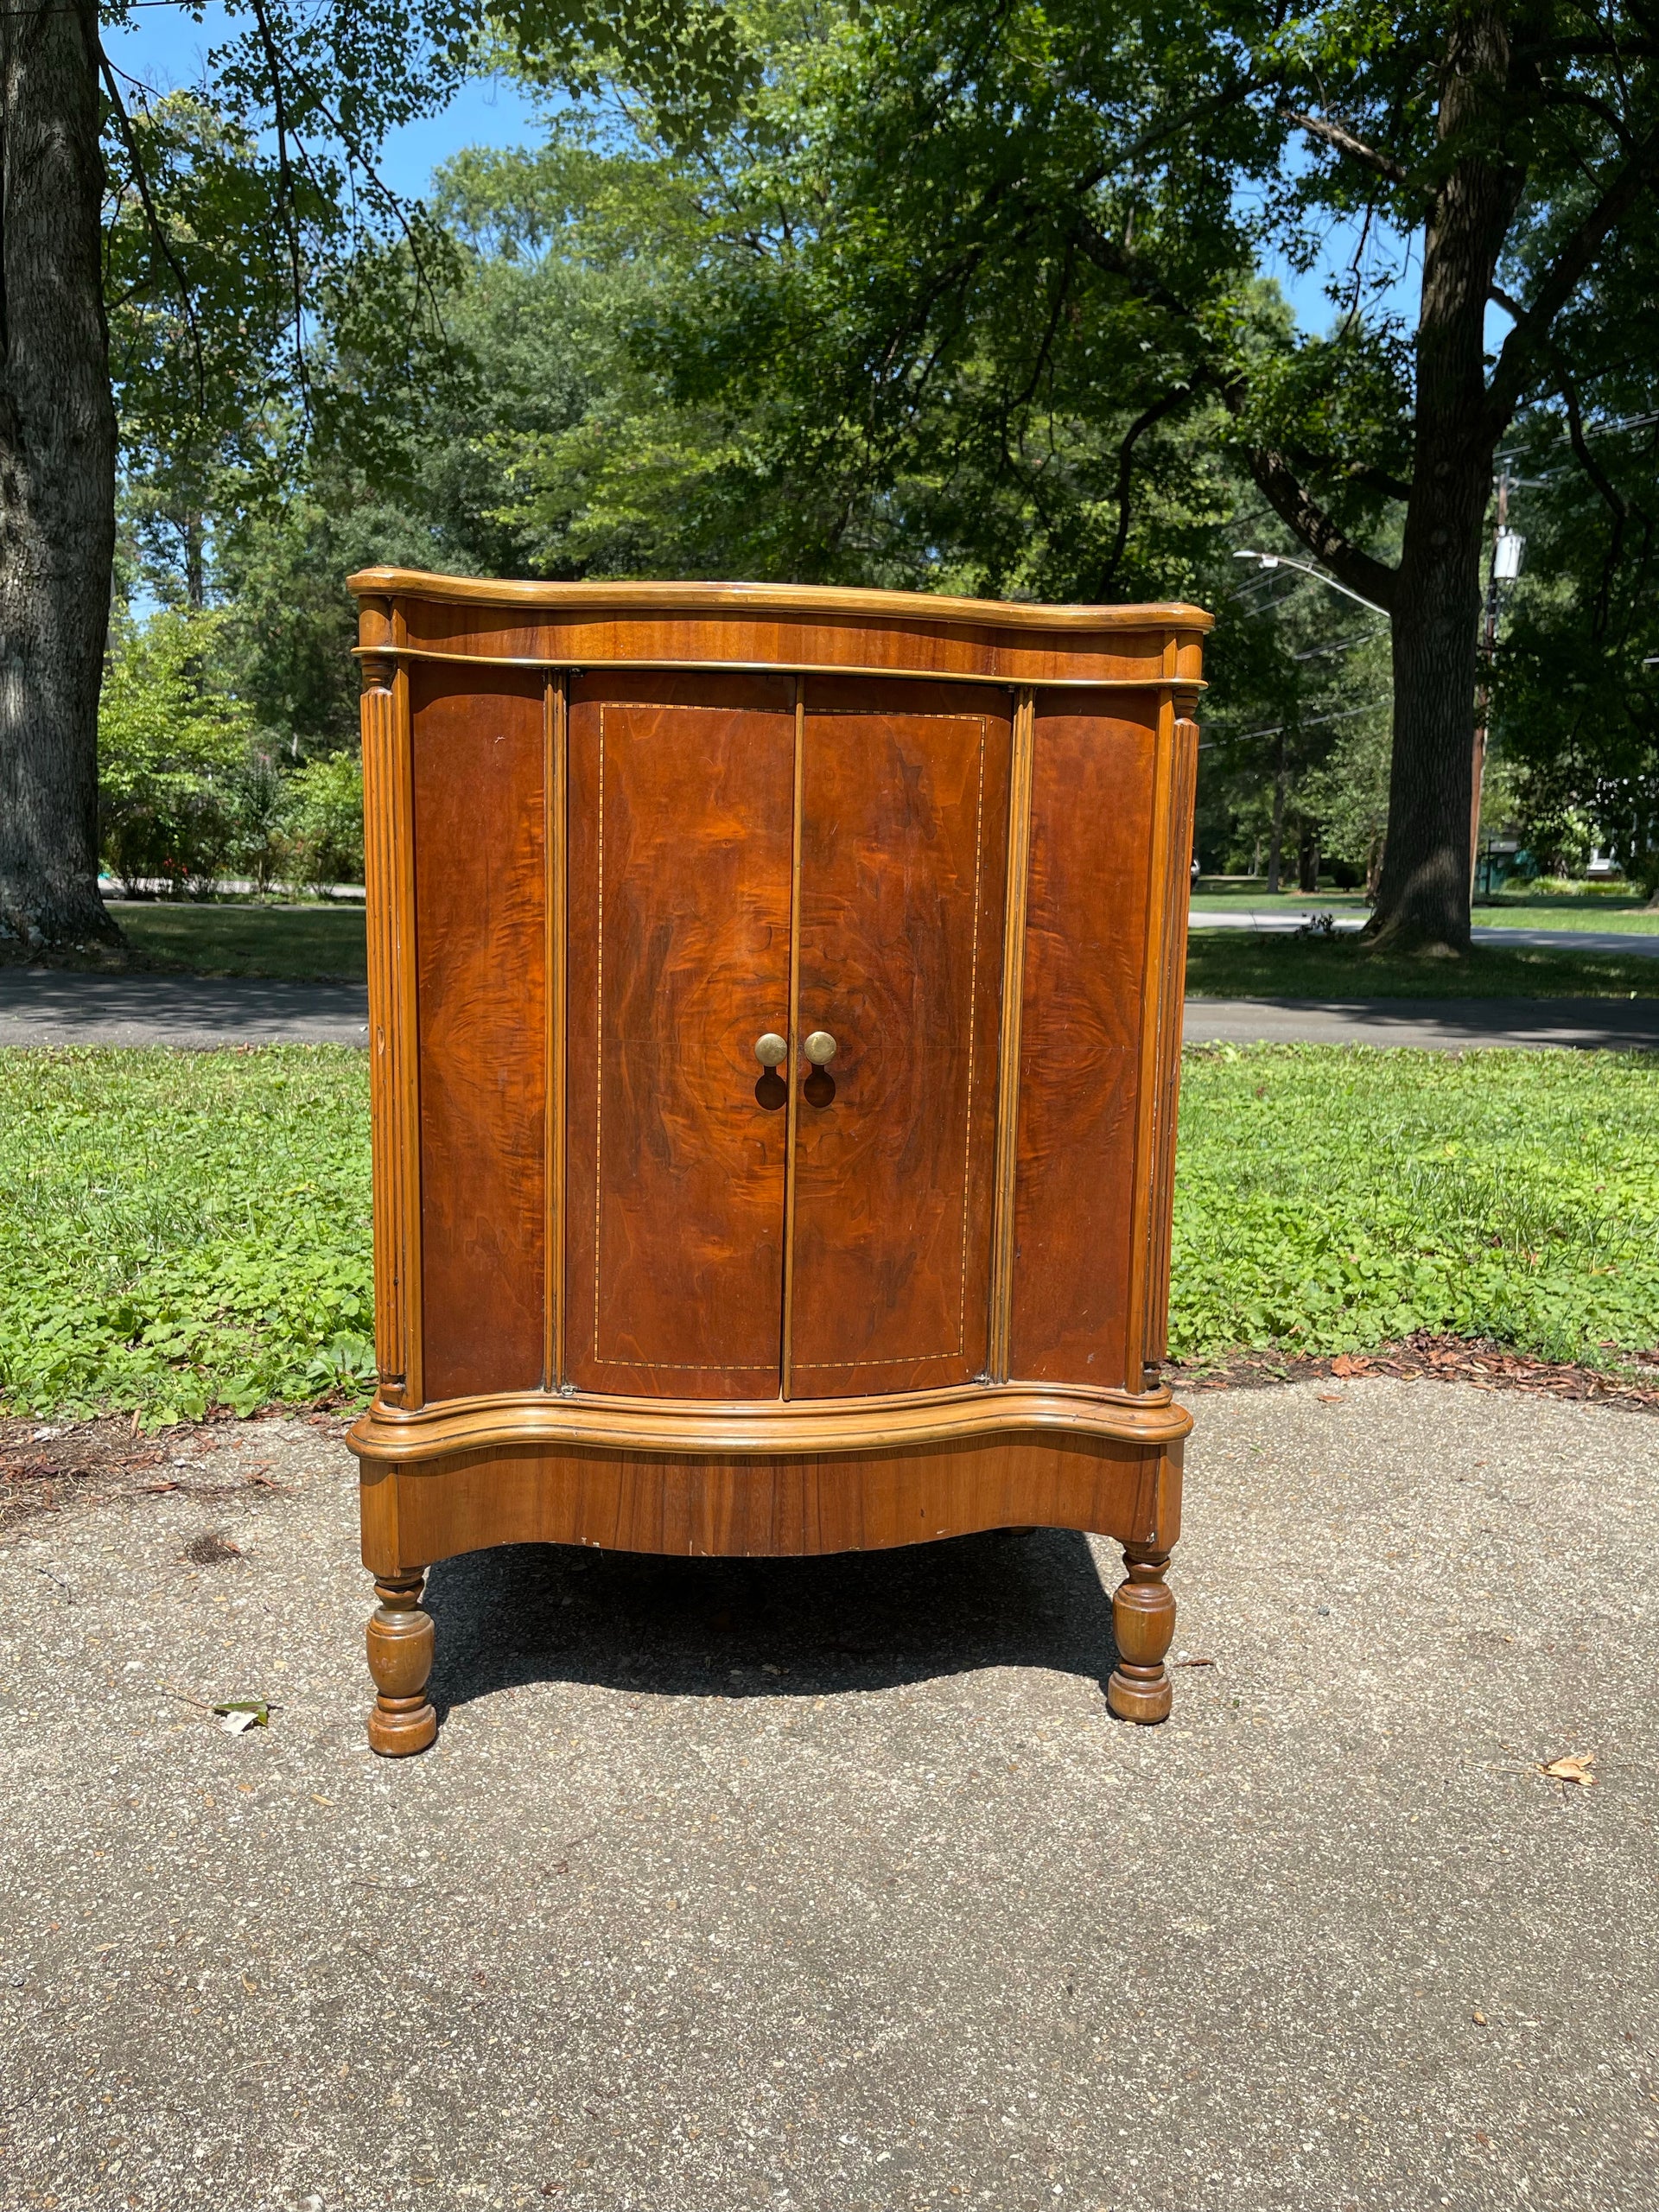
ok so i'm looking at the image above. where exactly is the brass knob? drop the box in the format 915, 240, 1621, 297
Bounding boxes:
804, 1031, 837, 1066
753, 1033, 788, 1068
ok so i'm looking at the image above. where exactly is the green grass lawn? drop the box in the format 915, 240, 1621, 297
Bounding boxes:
1184, 931, 1658, 999
111, 899, 367, 981
1193, 883, 1659, 933
0, 1048, 372, 1423
1, 1044, 1653, 1421
1474, 899, 1659, 935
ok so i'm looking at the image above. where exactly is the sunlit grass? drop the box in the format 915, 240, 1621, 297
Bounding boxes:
2, 1042, 1654, 1420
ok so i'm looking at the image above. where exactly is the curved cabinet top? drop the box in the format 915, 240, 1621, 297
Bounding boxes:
349, 568, 1212, 692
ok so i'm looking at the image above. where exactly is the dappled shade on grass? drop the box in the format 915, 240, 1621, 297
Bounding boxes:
1185, 930, 1659, 1000
0, 1048, 371, 1422
111, 899, 367, 982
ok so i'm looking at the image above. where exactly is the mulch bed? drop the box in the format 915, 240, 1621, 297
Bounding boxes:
0, 1408, 353, 1534
1167, 1331, 1659, 1413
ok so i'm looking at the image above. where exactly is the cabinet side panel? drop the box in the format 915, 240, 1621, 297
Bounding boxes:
360, 643, 420, 1406
411, 666, 548, 1402
564, 672, 794, 1399
1144, 709, 1198, 1366
1011, 695, 1158, 1387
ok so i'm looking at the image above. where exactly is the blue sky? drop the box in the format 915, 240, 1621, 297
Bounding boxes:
107, 3, 1415, 339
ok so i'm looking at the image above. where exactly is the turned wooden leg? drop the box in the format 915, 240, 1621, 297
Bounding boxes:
1106, 1543, 1175, 1724
365, 1570, 437, 1756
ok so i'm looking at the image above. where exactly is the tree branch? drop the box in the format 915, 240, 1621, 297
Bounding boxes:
1546, 347, 1628, 639
1280, 442, 1412, 502
246, 0, 311, 419
1486, 119, 1659, 430
1096, 385, 1192, 595
99, 58, 207, 410
1240, 440, 1398, 612
1279, 106, 1409, 188
1071, 217, 1193, 320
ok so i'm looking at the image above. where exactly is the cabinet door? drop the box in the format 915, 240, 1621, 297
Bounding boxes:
564, 673, 794, 1397
787, 679, 1011, 1396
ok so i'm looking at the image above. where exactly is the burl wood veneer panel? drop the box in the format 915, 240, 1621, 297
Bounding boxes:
1011, 692, 1159, 1389
789, 679, 1011, 1395
362, 1432, 1181, 1567
410, 667, 548, 1402
565, 672, 795, 1397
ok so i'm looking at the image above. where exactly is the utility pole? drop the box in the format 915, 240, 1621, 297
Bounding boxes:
1471, 474, 1523, 901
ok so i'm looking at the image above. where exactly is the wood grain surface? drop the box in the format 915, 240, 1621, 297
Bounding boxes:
410, 667, 547, 1402
786, 679, 1010, 1395
352, 575, 1211, 694
1011, 693, 1159, 1390
359, 1430, 1182, 1572
564, 672, 795, 1397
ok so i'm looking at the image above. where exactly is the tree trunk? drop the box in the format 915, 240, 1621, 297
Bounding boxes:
1365, 7, 1523, 956
1266, 733, 1286, 893
0, 0, 119, 948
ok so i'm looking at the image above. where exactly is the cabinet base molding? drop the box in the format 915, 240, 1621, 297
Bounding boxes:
350, 1414, 1184, 1753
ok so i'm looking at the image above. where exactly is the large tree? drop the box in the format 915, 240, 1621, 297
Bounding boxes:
0, 0, 117, 947
626, 0, 1658, 950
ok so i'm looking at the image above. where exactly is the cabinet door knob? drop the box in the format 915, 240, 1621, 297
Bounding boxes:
753, 1033, 788, 1068
804, 1030, 837, 1066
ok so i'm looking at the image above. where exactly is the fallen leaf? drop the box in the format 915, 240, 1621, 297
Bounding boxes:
1315, 1392, 1343, 1402
213, 1699, 270, 1733
1541, 1754, 1596, 1785
142, 1480, 180, 1494
1472, 2011, 1487, 2025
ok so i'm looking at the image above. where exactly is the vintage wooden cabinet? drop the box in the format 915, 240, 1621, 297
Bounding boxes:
346, 570, 1211, 1753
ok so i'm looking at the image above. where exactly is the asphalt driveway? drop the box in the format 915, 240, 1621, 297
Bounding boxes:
2, 1377, 1654, 2210
4, 970, 1656, 1051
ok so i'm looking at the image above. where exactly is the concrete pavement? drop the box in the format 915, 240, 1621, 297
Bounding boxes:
2, 1378, 1656, 2210
1182, 995, 1659, 1051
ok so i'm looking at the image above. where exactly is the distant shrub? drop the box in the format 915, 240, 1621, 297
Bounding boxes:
99, 609, 251, 895
277, 748, 365, 889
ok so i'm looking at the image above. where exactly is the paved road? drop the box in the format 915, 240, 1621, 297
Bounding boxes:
1190, 906, 1659, 957
3, 970, 1654, 1051
2, 1379, 1654, 2210
0, 970, 371, 1048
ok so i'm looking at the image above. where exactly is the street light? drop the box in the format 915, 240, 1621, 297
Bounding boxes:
1231, 549, 1389, 615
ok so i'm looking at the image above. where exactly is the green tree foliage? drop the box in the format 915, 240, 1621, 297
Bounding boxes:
98, 608, 252, 893
1490, 219, 1659, 892
539, 0, 1658, 947
92, 0, 1657, 917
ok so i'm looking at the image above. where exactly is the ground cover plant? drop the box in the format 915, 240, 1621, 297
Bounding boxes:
1, 1044, 1654, 1421
1171, 1046, 1659, 1365
0, 1048, 372, 1423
